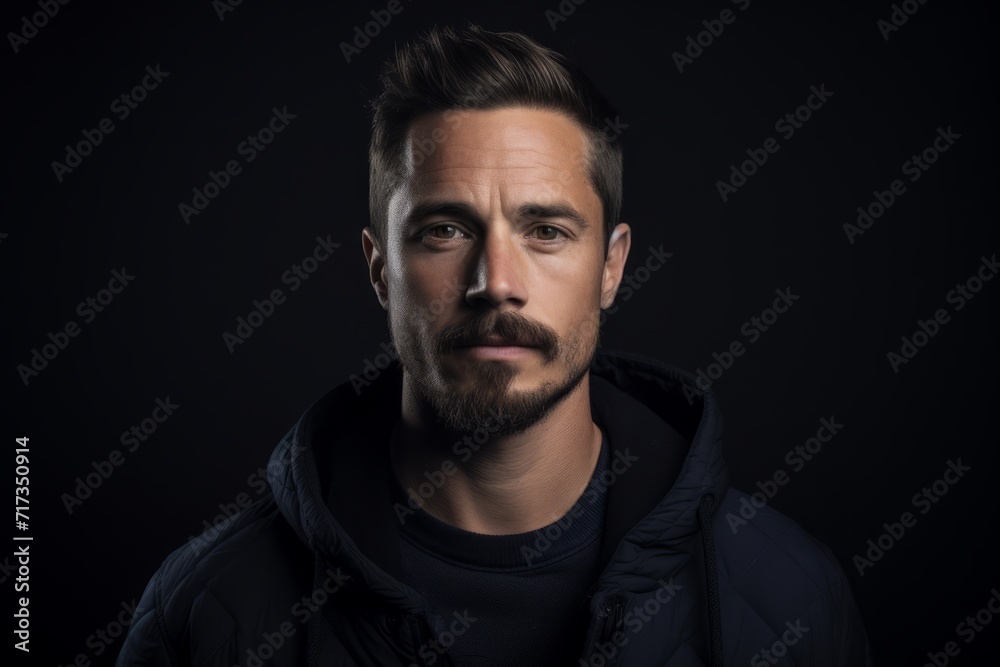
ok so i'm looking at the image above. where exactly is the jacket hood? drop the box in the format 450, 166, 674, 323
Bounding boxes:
267, 349, 729, 609
118, 351, 869, 667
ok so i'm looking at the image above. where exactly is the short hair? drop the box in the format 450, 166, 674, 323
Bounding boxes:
368, 24, 623, 250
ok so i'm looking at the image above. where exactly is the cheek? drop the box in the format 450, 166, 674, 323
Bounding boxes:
560, 262, 605, 310
546, 277, 603, 341
388, 257, 463, 335
567, 302, 602, 344
562, 268, 605, 340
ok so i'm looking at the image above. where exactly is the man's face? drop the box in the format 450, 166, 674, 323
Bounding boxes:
365, 107, 629, 435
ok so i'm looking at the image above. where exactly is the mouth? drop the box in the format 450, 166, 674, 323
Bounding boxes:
452, 336, 539, 359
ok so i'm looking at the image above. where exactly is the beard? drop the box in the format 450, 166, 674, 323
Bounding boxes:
391, 308, 598, 438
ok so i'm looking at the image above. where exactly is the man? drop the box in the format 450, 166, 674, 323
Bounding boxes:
118, 25, 870, 666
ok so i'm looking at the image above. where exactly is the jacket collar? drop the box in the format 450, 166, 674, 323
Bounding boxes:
268, 350, 728, 607
589, 351, 728, 590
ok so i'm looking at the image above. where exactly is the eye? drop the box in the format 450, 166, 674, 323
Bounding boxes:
426, 224, 466, 240
530, 225, 563, 241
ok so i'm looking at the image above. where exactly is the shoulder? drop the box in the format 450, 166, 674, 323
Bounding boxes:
710, 488, 871, 665
714, 487, 845, 595
117, 494, 312, 665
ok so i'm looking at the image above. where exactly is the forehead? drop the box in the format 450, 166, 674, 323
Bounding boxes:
391, 107, 598, 213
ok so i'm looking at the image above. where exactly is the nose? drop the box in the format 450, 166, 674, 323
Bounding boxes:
464, 225, 527, 309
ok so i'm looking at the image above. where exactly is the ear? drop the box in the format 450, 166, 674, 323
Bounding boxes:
600, 222, 632, 309
362, 227, 389, 310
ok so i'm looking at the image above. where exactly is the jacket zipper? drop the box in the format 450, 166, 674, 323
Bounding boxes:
581, 592, 627, 666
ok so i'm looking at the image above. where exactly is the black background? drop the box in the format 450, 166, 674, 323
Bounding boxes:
3, 0, 998, 664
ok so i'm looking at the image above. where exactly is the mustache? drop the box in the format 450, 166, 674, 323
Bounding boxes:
436, 311, 559, 362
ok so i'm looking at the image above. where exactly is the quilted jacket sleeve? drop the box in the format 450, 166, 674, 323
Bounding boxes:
116, 567, 178, 667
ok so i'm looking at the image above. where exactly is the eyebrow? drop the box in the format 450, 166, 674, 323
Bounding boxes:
404, 201, 478, 228
516, 203, 589, 230
403, 200, 590, 230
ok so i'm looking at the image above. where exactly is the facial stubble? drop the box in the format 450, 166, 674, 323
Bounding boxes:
391, 309, 599, 437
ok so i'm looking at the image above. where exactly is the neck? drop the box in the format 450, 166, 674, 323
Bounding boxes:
392, 374, 602, 535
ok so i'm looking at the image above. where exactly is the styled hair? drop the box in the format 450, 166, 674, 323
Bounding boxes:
368, 24, 623, 249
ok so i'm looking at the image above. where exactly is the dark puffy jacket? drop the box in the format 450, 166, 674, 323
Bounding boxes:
117, 351, 871, 666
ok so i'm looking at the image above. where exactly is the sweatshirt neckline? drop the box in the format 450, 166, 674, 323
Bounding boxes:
389, 433, 610, 571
